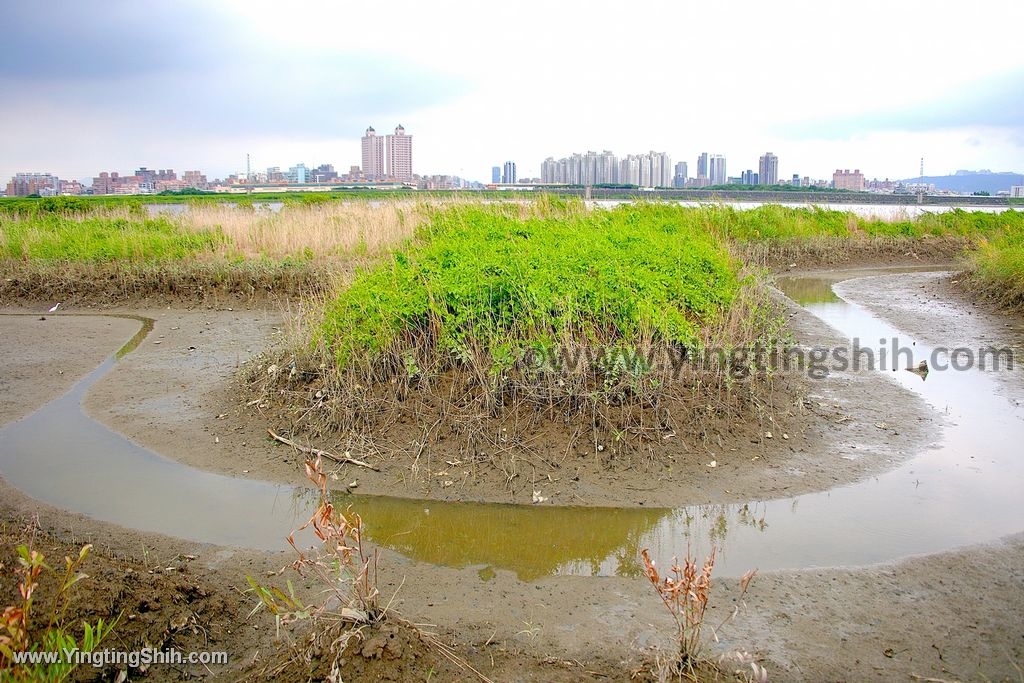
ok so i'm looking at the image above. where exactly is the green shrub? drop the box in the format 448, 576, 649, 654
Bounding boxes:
319, 203, 739, 368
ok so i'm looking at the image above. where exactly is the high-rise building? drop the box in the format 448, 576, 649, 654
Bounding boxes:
673, 162, 688, 188
833, 169, 865, 191
5, 172, 59, 196
709, 155, 727, 185
619, 155, 640, 186
286, 163, 308, 183
696, 153, 709, 181
386, 124, 413, 182
541, 149, 672, 187
502, 161, 517, 184
311, 164, 338, 183
91, 171, 119, 195
646, 151, 672, 188
741, 170, 759, 185
361, 126, 385, 180
492, 166, 501, 184
758, 152, 779, 186
181, 170, 208, 190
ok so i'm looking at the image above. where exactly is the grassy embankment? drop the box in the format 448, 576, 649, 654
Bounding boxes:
966, 220, 1024, 311
0, 199, 429, 303
250, 202, 768, 466
243, 202, 1024, 457
720, 203, 1018, 266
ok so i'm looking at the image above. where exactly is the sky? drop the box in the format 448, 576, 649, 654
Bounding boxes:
2, 0, 1023, 184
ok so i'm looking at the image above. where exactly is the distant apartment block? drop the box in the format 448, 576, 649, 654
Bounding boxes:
5, 172, 60, 196
1011, 185, 1024, 198
311, 164, 338, 183
695, 153, 709, 182
708, 155, 727, 185
181, 170, 209, 190
420, 174, 471, 190
60, 179, 85, 195
866, 178, 896, 192
741, 170, 760, 185
265, 167, 285, 183
361, 127, 386, 180
286, 164, 308, 183
673, 161, 688, 188
91, 171, 120, 195
833, 168, 865, 191
502, 161, 517, 184
386, 125, 413, 182
541, 150, 671, 188
492, 166, 501, 184
758, 152, 779, 185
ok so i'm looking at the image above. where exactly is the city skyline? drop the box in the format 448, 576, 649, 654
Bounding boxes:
2, 1, 1023, 183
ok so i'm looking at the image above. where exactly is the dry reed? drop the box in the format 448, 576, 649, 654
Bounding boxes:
174, 200, 428, 259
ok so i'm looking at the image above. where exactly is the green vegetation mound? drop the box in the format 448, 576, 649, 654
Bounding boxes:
319, 202, 740, 371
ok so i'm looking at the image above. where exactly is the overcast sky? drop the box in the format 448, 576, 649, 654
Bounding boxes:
2, 0, 1022, 183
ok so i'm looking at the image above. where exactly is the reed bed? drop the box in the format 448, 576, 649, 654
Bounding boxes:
175, 200, 428, 259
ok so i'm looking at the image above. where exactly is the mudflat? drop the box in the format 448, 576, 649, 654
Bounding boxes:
0, 266, 1021, 681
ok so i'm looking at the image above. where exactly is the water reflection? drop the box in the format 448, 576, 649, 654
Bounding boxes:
346, 493, 667, 581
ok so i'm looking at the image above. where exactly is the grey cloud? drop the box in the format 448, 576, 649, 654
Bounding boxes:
1, 1, 228, 79
776, 69, 1024, 138
0, 3, 470, 137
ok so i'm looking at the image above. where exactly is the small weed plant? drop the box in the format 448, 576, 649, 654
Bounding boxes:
640, 545, 761, 681
0, 540, 117, 682
247, 456, 380, 638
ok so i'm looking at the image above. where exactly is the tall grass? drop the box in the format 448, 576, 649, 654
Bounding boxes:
967, 222, 1024, 310
0, 213, 221, 262
176, 200, 426, 259
696, 204, 1020, 241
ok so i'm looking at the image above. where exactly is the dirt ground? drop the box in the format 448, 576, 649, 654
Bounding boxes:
66, 301, 936, 511
0, 262, 1022, 681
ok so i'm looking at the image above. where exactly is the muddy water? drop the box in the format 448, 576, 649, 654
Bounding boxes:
1, 270, 1021, 578
0, 314, 308, 549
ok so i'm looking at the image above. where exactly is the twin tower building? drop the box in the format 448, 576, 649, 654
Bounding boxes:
361, 125, 413, 182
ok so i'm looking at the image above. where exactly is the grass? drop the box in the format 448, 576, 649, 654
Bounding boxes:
0, 200, 432, 263
700, 203, 1018, 241
245, 200, 795, 474
319, 201, 739, 368
0, 200, 431, 304
966, 221, 1024, 311
0, 214, 222, 262
238, 200, 1024, 469
176, 199, 425, 259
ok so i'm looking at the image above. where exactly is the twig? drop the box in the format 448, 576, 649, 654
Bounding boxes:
267, 429, 379, 471
422, 632, 496, 683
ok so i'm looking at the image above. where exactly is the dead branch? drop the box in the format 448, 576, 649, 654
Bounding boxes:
267, 428, 379, 471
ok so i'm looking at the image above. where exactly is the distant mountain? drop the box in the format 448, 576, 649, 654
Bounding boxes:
900, 171, 1023, 194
